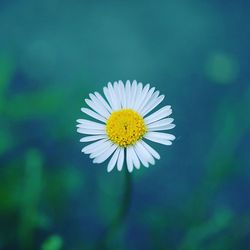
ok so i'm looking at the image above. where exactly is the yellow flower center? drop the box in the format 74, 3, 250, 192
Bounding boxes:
106, 109, 147, 147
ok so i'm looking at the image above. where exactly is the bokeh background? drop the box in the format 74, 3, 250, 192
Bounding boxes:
0, 0, 250, 249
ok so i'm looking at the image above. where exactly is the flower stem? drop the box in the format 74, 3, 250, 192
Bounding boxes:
95, 170, 132, 249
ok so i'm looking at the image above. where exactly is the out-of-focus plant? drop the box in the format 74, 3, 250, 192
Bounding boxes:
41, 235, 63, 250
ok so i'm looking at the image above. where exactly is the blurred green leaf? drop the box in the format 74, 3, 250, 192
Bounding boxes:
41, 235, 63, 250
5, 87, 68, 120
44, 166, 84, 214
180, 209, 233, 250
97, 172, 125, 223
18, 149, 44, 248
205, 52, 238, 84
0, 162, 22, 213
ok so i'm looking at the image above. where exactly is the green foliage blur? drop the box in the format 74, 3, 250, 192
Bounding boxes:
0, 1, 250, 249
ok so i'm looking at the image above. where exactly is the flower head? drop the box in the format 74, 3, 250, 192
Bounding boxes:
77, 80, 175, 172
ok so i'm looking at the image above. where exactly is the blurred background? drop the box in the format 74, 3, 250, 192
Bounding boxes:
0, 0, 250, 249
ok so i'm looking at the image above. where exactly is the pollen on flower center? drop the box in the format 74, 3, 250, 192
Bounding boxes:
106, 109, 147, 147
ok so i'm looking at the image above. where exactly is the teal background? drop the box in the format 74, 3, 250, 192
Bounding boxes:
0, 0, 250, 249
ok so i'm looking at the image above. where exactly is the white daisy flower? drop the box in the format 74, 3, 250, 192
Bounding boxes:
77, 80, 175, 173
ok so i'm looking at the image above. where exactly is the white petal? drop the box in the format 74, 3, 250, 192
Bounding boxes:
134, 83, 150, 111
94, 92, 112, 113
132, 82, 143, 110
147, 132, 175, 140
77, 125, 104, 131
141, 93, 165, 117
134, 142, 149, 167
125, 80, 131, 108
87, 140, 113, 159
93, 144, 117, 163
77, 119, 105, 130
130, 146, 140, 169
117, 148, 124, 171
81, 108, 107, 123
126, 148, 133, 172
89, 93, 111, 115
144, 132, 175, 145
149, 123, 176, 131
77, 118, 99, 124
145, 137, 172, 145
103, 86, 115, 111
77, 124, 104, 131
80, 135, 107, 142
77, 128, 106, 135
137, 141, 155, 165
144, 105, 172, 124
81, 139, 109, 154
140, 140, 160, 160
107, 148, 120, 172
147, 118, 174, 130
118, 80, 126, 108
107, 82, 119, 110
139, 90, 159, 115
85, 98, 110, 119
90, 142, 113, 158
129, 80, 137, 109
113, 82, 122, 109
143, 95, 165, 117
137, 86, 155, 113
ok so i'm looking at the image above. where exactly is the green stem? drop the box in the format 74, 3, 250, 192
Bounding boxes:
95, 171, 132, 249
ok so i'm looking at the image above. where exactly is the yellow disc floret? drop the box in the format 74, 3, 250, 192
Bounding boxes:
106, 109, 147, 147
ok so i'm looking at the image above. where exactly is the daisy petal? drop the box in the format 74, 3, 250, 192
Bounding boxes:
89, 93, 111, 115
134, 83, 150, 111
126, 147, 134, 172
141, 94, 165, 117
82, 139, 109, 154
107, 148, 120, 172
139, 90, 160, 116
141, 140, 160, 160
130, 146, 140, 169
93, 144, 117, 164
81, 108, 106, 123
117, 148, 124, 171
145, 137, 172, 145
149, 123, 176, 131
118, 80, 126, 108
125, 80, 131, 108
76, 119, 105, 130
108, 82, 120, 110
77, 124, 104, 131
103, 86, 115, 110
83, 141, 111, 156
137, 141, 155, 165
77, 128, 106, 135
144, 105, 172, 124
89, 141, 113, 158
147, 118, 174, 130
94, 92, 112, 113
132, 82, 143, 110
80, 135, 107, 142
85, 99, 110, 119
113, 82, 122, 109
147, 132, 176, 140
144, 132, 175, 145
129, 80, 137, 109
137, 86, 155, 113
134, 142, 149, 168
